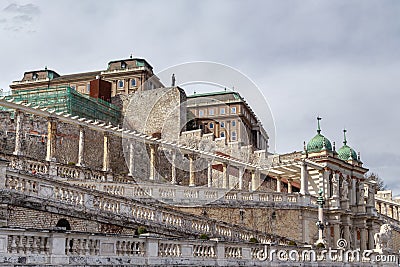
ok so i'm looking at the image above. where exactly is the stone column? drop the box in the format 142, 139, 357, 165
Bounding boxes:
360, 228, 368, 251
300, 161, 308, 195
368, 226, 375, 250
77, 126, 85, 166
222, 163, 229, 189
343, 225, 350, 248
238, 166, 244, 190
381, 203, 386, 215
171, 152, 177, 185
128, 141, 134, 176
46, 118, 57, 162
13, 110, 24, 156
102, 132, 110, 172
287, 179, 293, 193
276, 176, 282, 192
149, 144, 156, 180
333, 224, 340, 246
189, 154, 195, 187
315, 189, 326, 246
251, 170, 260, 191
376, 202, 381, 213
351, 178, 357, 206
207, 161, 212, 188
323, 168, 330, 196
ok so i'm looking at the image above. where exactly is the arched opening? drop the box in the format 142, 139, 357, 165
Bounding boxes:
56, 218, 71, 230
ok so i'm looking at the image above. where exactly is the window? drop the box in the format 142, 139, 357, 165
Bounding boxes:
199, 110, 204, 117
121, 61, 127, 69
118, 80, 124, 88
32, 73, 38, 80
239, 210, 245, 221
220, 122, 225, 128
231, 107, 237, 114
86, 83, 90, 93
220, 132, 225, 138
70, 85, 76, 91
209, 123, 214, 129
232, 120, 236, 127
209, 109, 214, 115
131, 78, 136, 87
220, 108, 225, 115
232, 131, 237, 141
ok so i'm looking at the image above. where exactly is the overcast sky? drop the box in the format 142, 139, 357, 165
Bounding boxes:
1, 0, 399, 193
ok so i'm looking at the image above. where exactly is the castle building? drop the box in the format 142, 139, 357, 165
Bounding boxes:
9, 57, 164, 97
0, 60, 398, 266
186, 90, 269, 150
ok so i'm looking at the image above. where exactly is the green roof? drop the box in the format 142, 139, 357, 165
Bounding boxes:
337, 129, 358, 161
306, 117, 332, 153
307, 133, 332, 153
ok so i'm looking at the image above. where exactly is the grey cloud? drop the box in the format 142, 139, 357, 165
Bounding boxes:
0, 0, 398, 194
12, 15, 33, 23
4, 3, 40, 15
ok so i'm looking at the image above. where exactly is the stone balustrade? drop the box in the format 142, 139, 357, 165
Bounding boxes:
0, 166, 296, 245
376, 196, 400, 222
0, 228, 390, 266
67, 180, 312, 207
4, 153, 314, 208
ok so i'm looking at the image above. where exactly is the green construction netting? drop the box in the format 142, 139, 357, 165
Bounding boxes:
0, 86, 121, 124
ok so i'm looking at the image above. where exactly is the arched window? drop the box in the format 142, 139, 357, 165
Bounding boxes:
56, 218, 71, 230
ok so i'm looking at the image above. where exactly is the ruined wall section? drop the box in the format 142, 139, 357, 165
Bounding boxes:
123, 87, 187, 141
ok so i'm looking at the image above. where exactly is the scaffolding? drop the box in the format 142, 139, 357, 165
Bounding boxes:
1, 86, 121, 125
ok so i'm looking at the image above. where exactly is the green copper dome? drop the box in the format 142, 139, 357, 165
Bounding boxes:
307, 133, 332, 152
306, 117, 332, 153
337, 129, 358, 161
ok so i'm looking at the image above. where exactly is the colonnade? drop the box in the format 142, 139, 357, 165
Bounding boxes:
11, 109, 266, 190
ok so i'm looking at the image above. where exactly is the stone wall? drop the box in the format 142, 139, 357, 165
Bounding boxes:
7, 206, 135, 234
177, 206, 318, 244
0, 111, 129, 174
123, 86, 187, 141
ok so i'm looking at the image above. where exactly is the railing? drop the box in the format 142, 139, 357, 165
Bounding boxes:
0, 167, 297, 245
4, 154, 314, 207
67, 180, 312, 207
0, 228, 387, 266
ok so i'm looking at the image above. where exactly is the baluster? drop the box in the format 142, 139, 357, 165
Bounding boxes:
89, 240, 95, 255
126, 241, 131, 256
95, 240, 100, 255
25, 236, 32, 254
17, 235, 24, 254
10, 236, 17, 253
65, 238, 69, 255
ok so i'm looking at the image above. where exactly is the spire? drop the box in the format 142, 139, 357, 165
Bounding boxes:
317, 116, 322, 134
343, 129, 347, 145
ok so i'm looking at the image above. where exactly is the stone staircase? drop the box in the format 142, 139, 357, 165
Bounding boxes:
0, 158, 297, 246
